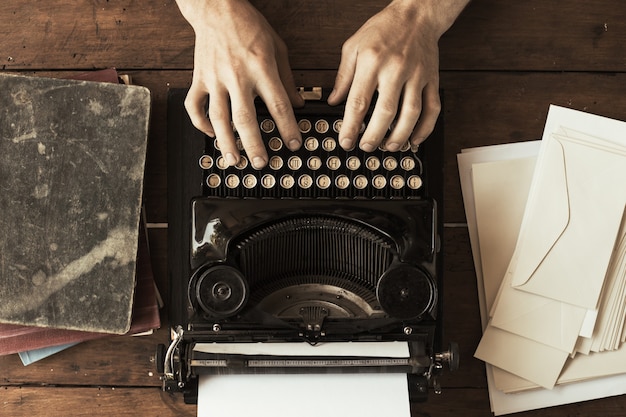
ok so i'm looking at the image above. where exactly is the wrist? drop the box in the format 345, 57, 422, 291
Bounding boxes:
391, 0, 469, 38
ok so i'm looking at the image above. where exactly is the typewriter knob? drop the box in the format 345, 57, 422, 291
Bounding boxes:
376, 264, 436, 320
194, 265, 249, 318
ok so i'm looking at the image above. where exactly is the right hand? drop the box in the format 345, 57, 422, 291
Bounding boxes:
176, 0, 304, 169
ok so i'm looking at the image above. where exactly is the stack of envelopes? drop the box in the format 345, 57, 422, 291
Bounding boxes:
459, 105, 626, 414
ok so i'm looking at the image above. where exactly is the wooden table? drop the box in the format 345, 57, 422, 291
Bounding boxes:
2, 1, 626, 416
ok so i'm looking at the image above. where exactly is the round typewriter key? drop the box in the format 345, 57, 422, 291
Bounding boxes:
326, 156, 341, 171
353, 175, 368, 189
298, 119, 312, 133
335, 174, 350, 190
298, 174, 313, 189
260, 118, 275, 133
322, 137, 336, 152
346, 156, 361, 170
206, 174, 221, 188
225, 174, 240, 188
268, 155, 284, 170
304, 137, 319, 151
235, 155, 248, 170
235, 138, 244, 151
316, 174, 331, 189
307, 156, 322, 171
400, 156, 416, 171
261, 174, 276, 188
365, 156, 381, 171
376, 264, 435, 320
242, 174, 257, 189
287, 155, 303, 171
280, 174, 295, 189
216, 156, 229, 170
390, 175, 405, 189
268, 136, 283, 151
372, 174, 387, 189
213, 138, 221, 151
407, 175, 423, 190
359, 122, 366, 134
333, 119, 343, 133
315, 119, 329, 134
198, 155, 213, 170
194, 265, 249, 318
401, 141, 411, 152
383, 156, 398, 171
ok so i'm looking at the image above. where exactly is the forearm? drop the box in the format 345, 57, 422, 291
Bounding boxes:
392, 0, 470, 38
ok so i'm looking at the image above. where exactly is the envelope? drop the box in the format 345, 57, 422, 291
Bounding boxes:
506, 126, 626, 310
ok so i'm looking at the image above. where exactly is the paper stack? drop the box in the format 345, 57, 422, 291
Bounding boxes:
458, 105, 626, 415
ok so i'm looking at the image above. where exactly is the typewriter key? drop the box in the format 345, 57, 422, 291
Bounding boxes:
216, 156, 229, 170
365, 156, 381, 171
346, 155, 361, 170
335, 174, 350, 190
401, 141, 411, 152
353, 174, 368, 189
261, 173, 276, 188
260, 118, 275, 133
315, 119, 329, 134
198, 155, 213, 170
280, 174, 295, 189
316, 174, 331, 189
304, 137, 319, 151
390, 175, 405, 189
383, 156, 398, 171
288, 155, 303, 170
322, 137, 336, 152
332, 119, 342, 133
372, 174, 387, 189
307, 156, 322, 171
298, 174, 313, 189
326, 156, 341, 170
400, 156, 416, 171
269, 155, 284, 170
268, 137, 283, 151
235, 155, 248, 169
213, 138, 221, 151
206, 173, 221, 188
407, 175, 423, 190
225, 174, 240, 188
242, 174, 257, 189
235, 139, 244, 151
298, 119, 312, 133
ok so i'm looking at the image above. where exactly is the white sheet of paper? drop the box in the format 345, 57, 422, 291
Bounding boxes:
197, 373, 411, 417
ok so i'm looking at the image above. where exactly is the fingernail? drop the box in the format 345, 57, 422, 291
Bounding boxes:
340, 138, 353, 150
288, 139, 301, 151
360, 142, 375, 152
385, 142, 400, 152
252, 156, 267, 169
225, 152, 239, 166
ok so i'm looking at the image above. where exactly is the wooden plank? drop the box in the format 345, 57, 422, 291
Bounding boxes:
1, 1, 626, 71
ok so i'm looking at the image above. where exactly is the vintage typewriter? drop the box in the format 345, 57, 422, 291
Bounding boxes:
160, 87, 458, 404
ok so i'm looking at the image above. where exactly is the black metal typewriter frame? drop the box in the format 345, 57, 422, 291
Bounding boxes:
164, 88, 449, 404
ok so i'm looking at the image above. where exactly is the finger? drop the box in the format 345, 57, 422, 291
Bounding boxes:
385, 84, 422, 151
229, 87, 268, 169
184, 84, 214, 137
274, 37, 305, 109
207, 90, 240, 167
359, 83, 401, 152
328, 42, 357, 106
410, 83, 441, 146
339, 67, 377, 151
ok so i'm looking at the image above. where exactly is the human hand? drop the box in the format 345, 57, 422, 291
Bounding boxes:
176, 0, 304, 169
328, 0, 468, 152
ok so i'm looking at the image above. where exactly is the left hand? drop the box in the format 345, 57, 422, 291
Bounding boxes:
327, 0, 447, 152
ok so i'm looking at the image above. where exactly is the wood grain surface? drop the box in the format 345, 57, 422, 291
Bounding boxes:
1, 1, 626, 416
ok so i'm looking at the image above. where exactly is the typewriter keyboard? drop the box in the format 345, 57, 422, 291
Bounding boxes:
199, 112, 426, 199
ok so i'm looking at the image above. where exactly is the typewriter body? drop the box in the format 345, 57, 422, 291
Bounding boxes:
162, 88, 457, 404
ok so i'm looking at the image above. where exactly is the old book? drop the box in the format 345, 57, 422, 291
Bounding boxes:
0, 72, 151, 334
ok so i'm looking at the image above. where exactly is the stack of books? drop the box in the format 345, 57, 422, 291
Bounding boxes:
0, 69, 160, 364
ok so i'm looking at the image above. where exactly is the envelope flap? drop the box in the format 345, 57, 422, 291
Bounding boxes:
508, 138, 570, 287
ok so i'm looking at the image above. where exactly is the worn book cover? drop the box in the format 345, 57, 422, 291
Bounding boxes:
0, 72, 151, 334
